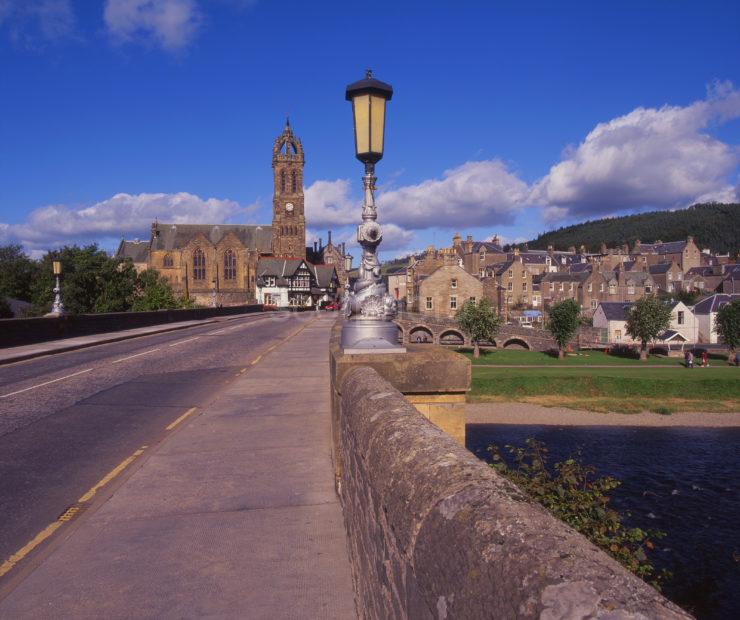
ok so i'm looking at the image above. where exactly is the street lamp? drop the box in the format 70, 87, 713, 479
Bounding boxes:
340, 70, 404, 352
50, 259, 65, 315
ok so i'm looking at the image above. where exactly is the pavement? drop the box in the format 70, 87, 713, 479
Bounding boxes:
0, 314, 249, 366
0, 313, 357, 619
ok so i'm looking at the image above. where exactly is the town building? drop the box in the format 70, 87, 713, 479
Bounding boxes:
692, 293, 740, 343
417, 264, 482, 319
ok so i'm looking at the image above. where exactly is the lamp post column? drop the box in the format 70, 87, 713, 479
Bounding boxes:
50, 274, 64, 315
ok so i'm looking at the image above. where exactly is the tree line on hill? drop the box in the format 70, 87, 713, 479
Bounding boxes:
0, 244, 193, 318
526, 203, 739, 254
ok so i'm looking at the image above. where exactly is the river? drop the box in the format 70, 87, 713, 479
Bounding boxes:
466, 424, 740, 619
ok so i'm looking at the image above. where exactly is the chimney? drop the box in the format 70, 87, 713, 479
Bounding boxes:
547, 244, 554, 257
579, 244, 586, 254
524, 242, 529, 251
313, 241, 318, 253
687, 235, 694, 244
514, 247, 520, 256
453, 232, 462, 247
492, 234, 500, 246
327, 230, 332, 246
464, 234, 474, 253
341, 242, 346, 256
319, 237, 323, 251
567, 245, 576, 254
622, 242, 629, 254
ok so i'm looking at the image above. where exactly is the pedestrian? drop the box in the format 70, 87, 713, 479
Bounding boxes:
685, 350, 694, 368
735, 351, 740, 367
701, 350, 709, 368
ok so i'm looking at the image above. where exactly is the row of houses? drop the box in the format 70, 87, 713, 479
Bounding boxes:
385, 233, 738, 343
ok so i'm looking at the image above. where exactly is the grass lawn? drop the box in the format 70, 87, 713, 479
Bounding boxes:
457, 348, 728, 367
469, 365, 740, 414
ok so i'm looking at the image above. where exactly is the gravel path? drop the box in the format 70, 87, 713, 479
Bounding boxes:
466, 402, 740, 427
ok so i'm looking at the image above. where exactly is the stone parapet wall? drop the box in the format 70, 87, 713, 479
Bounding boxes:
337, 366, 690, 619
0, 304, 263, 348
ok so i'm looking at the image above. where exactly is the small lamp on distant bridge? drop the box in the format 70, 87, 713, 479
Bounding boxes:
49, 259, 65, 316
340, 70, 405, 353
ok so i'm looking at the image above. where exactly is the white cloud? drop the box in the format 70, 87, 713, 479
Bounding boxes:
378, 160, 530, 229
0, 192, 247, 252
104, 0, 201, 51
0, 0, 77, 46
531, 80, 740, 218
304, 179, 359, 228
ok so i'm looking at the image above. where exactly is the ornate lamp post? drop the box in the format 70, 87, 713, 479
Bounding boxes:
340, 70, 404, 351
49, 259, 65, 315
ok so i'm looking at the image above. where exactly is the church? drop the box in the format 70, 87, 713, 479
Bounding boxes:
116, 122, 352, 308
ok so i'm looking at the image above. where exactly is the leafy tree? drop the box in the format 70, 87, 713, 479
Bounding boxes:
0, 244, 40, 302
0, 297, 13, 319
625, 297, 672, 360
490, 439, 668, 586
94, 258, 138, 313
546, 299, 581, 359
715, 299, 740, 360
131, 269, 182, 311
455, 298, 503, 358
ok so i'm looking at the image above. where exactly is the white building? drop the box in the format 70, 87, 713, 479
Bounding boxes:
692, 293, 740, 343
593, 301, 698, 344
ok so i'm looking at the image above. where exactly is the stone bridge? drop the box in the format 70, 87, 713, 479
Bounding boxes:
394, 311, 606, 351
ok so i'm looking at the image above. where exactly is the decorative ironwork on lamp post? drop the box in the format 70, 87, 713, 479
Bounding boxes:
50, 259, 65, 315
340, 70, 405, 352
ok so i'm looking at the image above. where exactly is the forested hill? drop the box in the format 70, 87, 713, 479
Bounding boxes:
527, 203, 740, 254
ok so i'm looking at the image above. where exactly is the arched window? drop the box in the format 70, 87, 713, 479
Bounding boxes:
193, 249, 206, 280
224, 249, 236, 280
280, 170, 286, 193
163, 254, 173, 267
291, 170, 297, 193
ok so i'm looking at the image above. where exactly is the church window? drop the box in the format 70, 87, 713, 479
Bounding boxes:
426, 297, 433, 310
224, 250, 236, 280
291, 170, 297, 193
280, 170, 286, 193
449, 296, 457, 309
193, 249, 206, 280
451, 278, 457, 289
163, 254, 173, 267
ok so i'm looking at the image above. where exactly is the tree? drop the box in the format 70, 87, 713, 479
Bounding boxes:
0, 245, 40, 302
131, 269, 182, 311
455, 298, 503, 358
625, 297, 672, 360
715, 299, 740, 361
547, 299, 581, 359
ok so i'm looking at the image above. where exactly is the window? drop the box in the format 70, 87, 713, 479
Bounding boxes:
479, 252, 485, 262
522, 270, 527, 278
507, 281, 513, 291
291, 170, 297, 193
697, 281, 705, 289
163, 254, 173, 267
550, 282, 555, 291
677, 311, 685, 325
451, 278, 457, 289
645, 284, 652, 293
677, 272, 682, 280
600, 283, 605, 293
668, 283, 674, 292
588, 282, 592, 292
559, 282, 564, 292
469, 297, 476, 304
508, 269, 513, 279
479, 269, 485, 277
609, 284, 616, 294
591, 300, 598, 309
280, 170, 286, 193
426, 297, 433, 310
193, 249, 206, 280
522, 282, 528, 292
627, 285, 635, 294
224, 250, 236, 280
569, 282, 574, 291
668, 272, 673, 281
614, 329, 622, 341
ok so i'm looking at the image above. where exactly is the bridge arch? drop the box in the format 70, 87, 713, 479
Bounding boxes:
409, 325, 434, 344
503, 338, 530, 350
439, 329, 465, 346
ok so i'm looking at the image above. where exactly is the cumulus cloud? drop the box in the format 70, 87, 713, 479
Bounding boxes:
0, 0, 77, 46
0, 192, 247, 252
378, 160, 530, 229
304, 179, 359, 228
104, 0, 201, 51
531, 80, 740, 218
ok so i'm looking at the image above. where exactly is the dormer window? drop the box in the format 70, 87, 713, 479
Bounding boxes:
163, 254, 173, 267
451, 278, 457, 289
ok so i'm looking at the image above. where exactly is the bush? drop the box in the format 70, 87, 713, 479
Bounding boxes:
489, 438, 669, 587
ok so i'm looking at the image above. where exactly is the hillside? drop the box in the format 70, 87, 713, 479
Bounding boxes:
527, 203, 740, 254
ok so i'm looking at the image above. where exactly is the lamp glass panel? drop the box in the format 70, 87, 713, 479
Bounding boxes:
370, 94, 386, 155
52, 260, 61, 275
352, 94, 370, 156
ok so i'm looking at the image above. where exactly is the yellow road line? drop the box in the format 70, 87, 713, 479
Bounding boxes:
165, 407, 198, 431
111, 349, 160, 364
250, 354, 262, 365
168, 337, 200, 347
78, 446, 147, 503
0, 368, 93, 399
0, 445, 148, 579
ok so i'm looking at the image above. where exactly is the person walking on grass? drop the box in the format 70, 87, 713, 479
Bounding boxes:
685, 350, 694, 368
701, 350, 709, 368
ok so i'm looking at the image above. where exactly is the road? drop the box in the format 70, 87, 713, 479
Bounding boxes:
0, 311, 316, 570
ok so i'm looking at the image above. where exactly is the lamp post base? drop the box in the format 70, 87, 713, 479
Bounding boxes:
340, 319, 405, 354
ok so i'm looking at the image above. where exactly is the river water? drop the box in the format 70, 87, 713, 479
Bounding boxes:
466, 424, 740, 619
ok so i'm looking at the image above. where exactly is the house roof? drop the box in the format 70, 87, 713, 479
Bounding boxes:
597, 302, 633, 320
312, 264, 338, 288
542, 272, 590, 283
151, 223, 273, 252
658, 330, 687, 342
472, 241, 504, 254
635, 240, 687, 255
648, 263, 674, 274
568, 263, 592, 273
115, 239, 150, 263
692, 293, 740, 314
686, 266, 714, 277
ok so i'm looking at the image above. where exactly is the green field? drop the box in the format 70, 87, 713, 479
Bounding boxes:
457, 348, 728, 367
469, 365, 740, 414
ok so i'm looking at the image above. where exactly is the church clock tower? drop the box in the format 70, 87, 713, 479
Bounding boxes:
272, 120, 306, 259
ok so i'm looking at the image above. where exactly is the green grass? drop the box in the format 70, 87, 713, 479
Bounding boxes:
457, 348, 727, 366
469, 366, 740, 413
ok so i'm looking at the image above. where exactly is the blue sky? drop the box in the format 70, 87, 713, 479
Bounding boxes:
1, 0, 739, 259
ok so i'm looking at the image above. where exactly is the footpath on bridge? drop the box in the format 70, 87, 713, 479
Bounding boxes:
0, 314, 357, 619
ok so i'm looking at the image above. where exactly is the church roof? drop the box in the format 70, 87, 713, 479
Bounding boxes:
151, 224, 273, 252
116, 239, 150, 263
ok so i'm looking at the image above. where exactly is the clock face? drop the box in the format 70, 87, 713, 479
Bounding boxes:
285, 202, 294, 212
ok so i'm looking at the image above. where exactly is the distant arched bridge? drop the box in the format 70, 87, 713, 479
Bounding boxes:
394, 312, 606, 352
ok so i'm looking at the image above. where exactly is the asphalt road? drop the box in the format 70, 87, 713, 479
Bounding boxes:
0, 310, 315, 569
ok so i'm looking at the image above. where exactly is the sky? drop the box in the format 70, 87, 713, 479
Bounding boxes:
1, 0, 739, 260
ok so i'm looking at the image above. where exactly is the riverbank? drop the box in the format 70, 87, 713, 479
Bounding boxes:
466, 402, 740, 427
